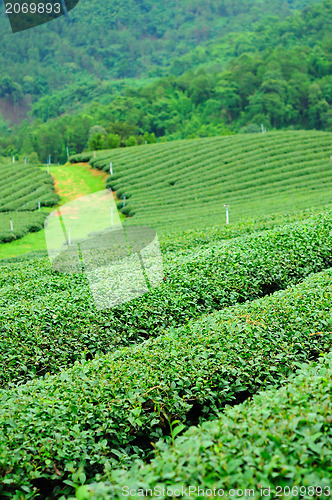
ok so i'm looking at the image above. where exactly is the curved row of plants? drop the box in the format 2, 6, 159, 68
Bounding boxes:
0, 211, 47, 243
0, 163, 58, 212
1, 268, 331, 497
2, 212, 332, 387
70, 131, 332, 229
78, 352, 332, 499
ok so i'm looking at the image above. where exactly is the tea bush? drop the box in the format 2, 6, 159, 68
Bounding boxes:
0, 163, 58, 212
0, 211, 47, 243
2, 213, 332, 387
0, 269, 331, 497
70, 130, 332, 232
79, 353, 332, 499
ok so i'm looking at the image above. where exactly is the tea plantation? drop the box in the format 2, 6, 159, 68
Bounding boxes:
0, 163, 59, 243
71, 130, 332, 232
0, 131, 331, 498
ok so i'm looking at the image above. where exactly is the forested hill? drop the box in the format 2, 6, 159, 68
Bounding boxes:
0, 0, 331, 162
0, 0, 323, 105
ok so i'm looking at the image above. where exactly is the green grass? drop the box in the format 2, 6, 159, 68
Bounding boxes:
40, 163, 109, 205
73, 130, 332, 233
0, 163, 113, 259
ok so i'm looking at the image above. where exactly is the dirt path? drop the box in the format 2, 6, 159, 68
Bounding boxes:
52, 163, 108, 206
0, 162, 116, 259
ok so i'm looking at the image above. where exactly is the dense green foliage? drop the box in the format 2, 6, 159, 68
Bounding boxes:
0, 267, 331, 497
0, 1, 331, 492
2, 211, 332, 387
0, 211, 47, 243
0, 0, 331, 162
78, 353, 332, 499
0, 163, 58, 243
72, 130, 332, 232
1, 140, 332, 496
0, 0, 320, 92
0, 163, 58, 211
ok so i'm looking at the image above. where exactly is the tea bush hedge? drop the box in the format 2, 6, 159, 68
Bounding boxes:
2, 213, 332, 387
0, 211, 47, 243
0, 163, 59, 243
70, 131, 332, 232
0, 269, 331, 497
0, 163, 59, 212
78, 353, 332, 499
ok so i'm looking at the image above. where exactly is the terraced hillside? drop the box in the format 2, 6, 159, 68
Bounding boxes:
72, 130, 332, 232
0, 208, 332, 498
82, 352, 332, 499
1, 132, 332, 498
0, 163, 59, 243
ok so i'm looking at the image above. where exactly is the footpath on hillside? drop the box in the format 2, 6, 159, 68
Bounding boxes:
0, 163, 108, 259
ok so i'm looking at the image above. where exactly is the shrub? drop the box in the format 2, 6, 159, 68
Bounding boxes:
125, 136, 138, 147
2, 213, 332, 387
83, 353, 332, 499
0, 269, 331, 497
28, 152, 40, 164
107, 133, 121, 149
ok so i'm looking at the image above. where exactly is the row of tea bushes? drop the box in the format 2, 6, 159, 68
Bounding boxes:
78, 352, 332, 499
0, 211, 47, 243
2, 213, 332, 387
71, 131, 332, 232
159, 206, 324, 254
0, 269, 331, 497
0, 163, 58, 212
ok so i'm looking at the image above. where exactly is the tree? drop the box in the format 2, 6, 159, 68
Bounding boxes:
88, 133, 106, 151
107, 133, 121, 149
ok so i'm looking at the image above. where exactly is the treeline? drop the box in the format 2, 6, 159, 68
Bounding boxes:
0, 0, 317, 95
0, 0, 330, 163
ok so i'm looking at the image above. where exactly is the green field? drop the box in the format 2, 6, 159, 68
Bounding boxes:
73, 130, 332, 233
0, 162, 58, 246
0, 131, 331, 498
0, 163, 111, 259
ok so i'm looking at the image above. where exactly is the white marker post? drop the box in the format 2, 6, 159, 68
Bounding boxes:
261, 124, 265, 134
66, 146, 70, 160
123, 194, 126, 208
12, 155, 15, 163
110, 162, 113, 175
224, 204, 229, 225
10, 218, 13, 231
38, 201, 41, 211
24, 156, 27, 165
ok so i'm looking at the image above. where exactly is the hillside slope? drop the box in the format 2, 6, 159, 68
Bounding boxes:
73, 130, 332, 232
0, 162, 59, 243
0, 0, 321, 87
0, 0, 330, 162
